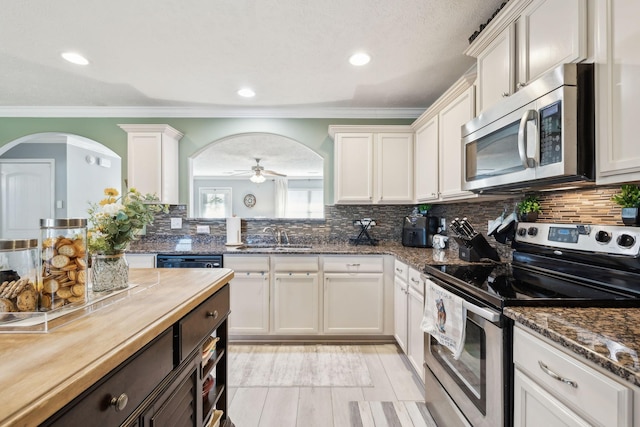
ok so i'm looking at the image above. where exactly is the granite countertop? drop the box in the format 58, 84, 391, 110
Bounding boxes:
505, 306, 640, 388
129, 239, 478, 271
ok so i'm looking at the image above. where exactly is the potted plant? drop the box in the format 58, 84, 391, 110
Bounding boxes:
611, 184, 640, 225
517, 194, 542, 222
418, 203, 432, 216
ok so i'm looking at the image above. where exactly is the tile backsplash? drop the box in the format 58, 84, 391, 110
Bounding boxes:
137, 184, 633, 257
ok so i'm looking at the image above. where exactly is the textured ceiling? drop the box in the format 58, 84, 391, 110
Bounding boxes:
0, 0, 504, 116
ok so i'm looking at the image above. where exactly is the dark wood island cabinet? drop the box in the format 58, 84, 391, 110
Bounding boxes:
0, 268, 234, 427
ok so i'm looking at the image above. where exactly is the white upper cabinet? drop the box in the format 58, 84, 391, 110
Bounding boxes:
467, 0, 587, 114
438, 86, 476, 200
331, 126, 413, 204
414, 115, 439, 202
595, 0, 640, 184
412, 75, 488, 203
376, 133, 414, 203
476, 24, 515, 112
119, 124, 183, 204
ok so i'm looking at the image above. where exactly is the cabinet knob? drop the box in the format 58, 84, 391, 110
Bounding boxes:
109, 393, 129, 412
206, 310, 219, 319
501, 92, 510, 97
516, 82, 527, 89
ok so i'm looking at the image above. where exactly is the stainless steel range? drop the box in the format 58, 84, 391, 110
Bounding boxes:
423, 222, 640, 427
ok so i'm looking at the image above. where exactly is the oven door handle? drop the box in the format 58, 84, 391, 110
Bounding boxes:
517, 109, 537, 169
462, 300, 501, 323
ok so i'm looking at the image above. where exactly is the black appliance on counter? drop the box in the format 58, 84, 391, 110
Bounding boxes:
402, 216, 439, 248
156, 254, 223, 268
423, 222, 640, 427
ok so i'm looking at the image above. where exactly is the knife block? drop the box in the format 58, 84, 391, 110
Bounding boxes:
453, 234, 501, 262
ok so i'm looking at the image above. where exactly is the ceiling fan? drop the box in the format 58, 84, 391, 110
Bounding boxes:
232, 158, 286, 183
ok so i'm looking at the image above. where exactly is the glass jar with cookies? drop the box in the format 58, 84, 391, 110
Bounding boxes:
39, 218, 88, 311
0, 239, 39, 315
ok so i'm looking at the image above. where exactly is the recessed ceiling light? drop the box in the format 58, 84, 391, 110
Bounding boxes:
349, 52, 371, 66
61, 52, 89, 65
237, 88, 256, 98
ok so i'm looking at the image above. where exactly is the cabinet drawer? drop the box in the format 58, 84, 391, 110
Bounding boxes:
394, 259, 409, 282
224, 255, 269, 272
46, 328, 173, 427
513, 326, 631, 427
272, 255, 319, 272
408, 268, 424, 295
178, 285, 230, 362
323, 256, 383, 273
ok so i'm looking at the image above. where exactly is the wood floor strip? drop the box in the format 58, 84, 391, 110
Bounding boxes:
381, 401, 404, 426
348, 401, 364, 427
332, 387, 364, 427
259, 387, 299, 427
296, 387, 333, 427
392, 401, 418, 426
357, 402, 376, 427
228, 387, 268, 427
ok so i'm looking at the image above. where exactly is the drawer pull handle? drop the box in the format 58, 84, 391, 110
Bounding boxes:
348, 263, 360, 267
396, 267, 403, 273
110, 393, 129, 412
206, 310, 219, 319
538, 361, 578, 388
410, 278, 420, 284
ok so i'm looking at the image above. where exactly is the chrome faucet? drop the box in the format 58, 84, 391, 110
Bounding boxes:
263, 226, 280, 245
262, 226, 289, 245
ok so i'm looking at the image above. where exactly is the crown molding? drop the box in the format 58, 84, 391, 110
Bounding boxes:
0, 106, 425, 119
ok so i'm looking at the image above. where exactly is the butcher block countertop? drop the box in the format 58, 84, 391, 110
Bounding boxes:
0, 268, 234, 427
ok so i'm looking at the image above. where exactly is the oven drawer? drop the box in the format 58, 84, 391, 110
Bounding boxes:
513, 326, 631, 427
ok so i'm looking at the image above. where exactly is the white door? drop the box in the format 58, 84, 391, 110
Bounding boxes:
414, 116, 440, 202
0, 160, 55, 239
376, 133, 414, 204
334, 133, 374, 203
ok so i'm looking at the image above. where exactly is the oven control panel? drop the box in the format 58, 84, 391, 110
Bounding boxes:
515, 222, 640, 256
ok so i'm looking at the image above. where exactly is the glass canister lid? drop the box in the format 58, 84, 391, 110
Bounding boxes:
0, 239, 38, 251
40, 218, 87, 228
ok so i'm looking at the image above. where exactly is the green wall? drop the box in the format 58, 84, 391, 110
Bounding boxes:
0, 117, 412, 204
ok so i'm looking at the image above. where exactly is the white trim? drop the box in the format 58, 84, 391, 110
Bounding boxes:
327, 125, 413, 139
0, 106, 425, 119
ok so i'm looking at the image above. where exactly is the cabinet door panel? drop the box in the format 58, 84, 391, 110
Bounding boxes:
514, 368, 591, 427
128, 132, 163, 198
439, 87, 475, 200
477, 25, 514, 112
597, 0, 640, 182
376, 133, 414, 203
407, 286, 425, 379
393, 277, 408, 352
324, 273, 383, 334
229, 273, 269, 334
334, 133, 374, 203
414, 116, 439, 202
520, 0, 587, 84
274, 273, 319, 334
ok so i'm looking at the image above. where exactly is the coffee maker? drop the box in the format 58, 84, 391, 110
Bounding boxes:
402, 216, 439, 248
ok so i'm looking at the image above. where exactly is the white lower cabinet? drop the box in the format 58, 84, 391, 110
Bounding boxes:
393, 276, 409, 352
407, 268, 425, 378
272, 256, 320, 334
273, 273, 319, 334
323, 273, 384, 334
224, 255, 270, 335
513, 325, 633, 427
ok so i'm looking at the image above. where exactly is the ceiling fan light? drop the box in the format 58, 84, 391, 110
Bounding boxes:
250, 173, 266, 183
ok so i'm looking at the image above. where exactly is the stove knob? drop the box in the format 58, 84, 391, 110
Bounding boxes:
617, 234, 636, 248
595, 230, 611, 243
517, 228, 527, 237
527, 227, 538, 236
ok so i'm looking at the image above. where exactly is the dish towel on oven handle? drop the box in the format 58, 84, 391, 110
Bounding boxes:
421, 281, 467, 359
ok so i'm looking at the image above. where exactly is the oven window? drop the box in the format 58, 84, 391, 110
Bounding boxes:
431, 317, 486, 414
466, 120, 524, 181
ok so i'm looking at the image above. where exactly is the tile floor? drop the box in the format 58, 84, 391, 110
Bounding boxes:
227, 344, 437, 427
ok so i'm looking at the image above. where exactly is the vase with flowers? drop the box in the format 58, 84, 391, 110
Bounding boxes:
87, 187, 166, 291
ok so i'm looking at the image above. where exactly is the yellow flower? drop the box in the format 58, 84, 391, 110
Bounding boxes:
128, 187, 137, 193
99, 197, 116, 206
104, 188, 119, 197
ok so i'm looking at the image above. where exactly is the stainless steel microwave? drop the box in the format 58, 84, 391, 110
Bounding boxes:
462, 63, 595, 193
